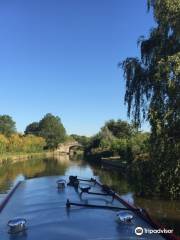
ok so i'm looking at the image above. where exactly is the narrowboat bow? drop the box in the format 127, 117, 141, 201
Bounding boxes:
0, 176, 178, 240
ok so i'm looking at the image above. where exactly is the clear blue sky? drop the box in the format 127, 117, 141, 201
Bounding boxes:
0, 0, 154, 136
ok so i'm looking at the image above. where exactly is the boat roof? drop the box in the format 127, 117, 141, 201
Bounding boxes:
0, 176, 173, 240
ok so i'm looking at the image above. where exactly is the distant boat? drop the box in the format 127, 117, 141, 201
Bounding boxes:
101, 156, 127, 171
101, 156, 121, 160
0, 175, 178, 240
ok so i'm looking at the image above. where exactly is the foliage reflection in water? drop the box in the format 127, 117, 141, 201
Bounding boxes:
0, 155, 179, 236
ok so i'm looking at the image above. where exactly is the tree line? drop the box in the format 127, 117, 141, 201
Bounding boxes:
75, 120, 149, 163
0, 113, 66, 154
120, 0, 179, 199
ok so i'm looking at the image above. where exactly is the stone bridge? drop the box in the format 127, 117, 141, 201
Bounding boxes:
56, 141, 83, 154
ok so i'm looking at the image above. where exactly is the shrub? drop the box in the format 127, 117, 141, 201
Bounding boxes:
0, 134, 8, 154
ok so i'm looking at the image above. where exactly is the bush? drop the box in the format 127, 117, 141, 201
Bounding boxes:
0, 134, 8, 154
110, 138, 128, 157
0, 133, 46, 154
85, 119, 150, 163
129, 133, 150, 160
22, 135, 46, 153
8, 134, 23, 152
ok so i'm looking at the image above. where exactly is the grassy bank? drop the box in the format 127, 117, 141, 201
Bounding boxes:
0, 151, 54, 164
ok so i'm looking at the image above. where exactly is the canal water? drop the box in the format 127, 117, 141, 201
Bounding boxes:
0, 155, 179, 236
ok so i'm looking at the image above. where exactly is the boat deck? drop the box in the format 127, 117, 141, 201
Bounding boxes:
0, 176, 169, 240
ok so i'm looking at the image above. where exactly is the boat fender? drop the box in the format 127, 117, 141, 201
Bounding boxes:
8, 218, 27, 234
56, 179, 66, 189
80, 186, 91, 194
116, 211, 133, 223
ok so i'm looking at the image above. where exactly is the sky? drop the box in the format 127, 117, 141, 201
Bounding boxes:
0, 0, 155, 136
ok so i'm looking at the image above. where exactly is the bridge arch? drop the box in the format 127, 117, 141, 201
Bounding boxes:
56, 141, 83, 154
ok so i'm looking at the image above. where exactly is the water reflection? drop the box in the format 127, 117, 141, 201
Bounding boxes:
0, 155, 91, 194
0, 155, 179, 236
135, 196, 180, 235
93, 166, 180, 236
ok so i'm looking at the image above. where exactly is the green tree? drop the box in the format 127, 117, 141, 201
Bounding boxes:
100, 126, 115, 149
0, 115, 16, 137
25, 122, 39, 135
38, 113, 66, 149
121, 0, 180, 198
104, 119, 134, 138
130, 132, 150, 160
70, 134, 90, 147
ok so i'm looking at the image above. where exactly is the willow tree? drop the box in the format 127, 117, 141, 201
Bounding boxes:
121, 0, 180, 198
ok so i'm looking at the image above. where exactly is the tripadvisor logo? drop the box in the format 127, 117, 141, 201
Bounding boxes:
135, 227, 143, 236
135, 226, 174, 236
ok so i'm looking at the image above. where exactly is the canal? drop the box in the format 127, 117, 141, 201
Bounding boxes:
0, 155, 179, 236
